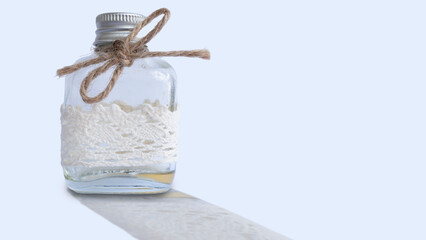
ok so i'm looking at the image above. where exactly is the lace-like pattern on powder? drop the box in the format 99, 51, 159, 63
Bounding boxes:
61, 101, 179, 167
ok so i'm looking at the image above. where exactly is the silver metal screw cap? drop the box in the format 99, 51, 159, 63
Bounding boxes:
94, 12, 145, 46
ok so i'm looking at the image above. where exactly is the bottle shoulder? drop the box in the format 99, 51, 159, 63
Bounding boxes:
74, 52, 176, 72
69, 53, 177, 86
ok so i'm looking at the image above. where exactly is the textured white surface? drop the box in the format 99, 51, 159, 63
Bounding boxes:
61, 101, 179, 167
73, 190, 290, 240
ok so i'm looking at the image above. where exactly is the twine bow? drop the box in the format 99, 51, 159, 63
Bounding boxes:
57, 8, 210, 104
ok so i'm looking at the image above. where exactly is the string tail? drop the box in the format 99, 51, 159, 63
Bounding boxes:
142, 49, 211, 60
57, 57, 106, 77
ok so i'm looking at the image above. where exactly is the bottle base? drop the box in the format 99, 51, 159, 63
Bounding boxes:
66, 176, 172, 194
63, 164, 175, 194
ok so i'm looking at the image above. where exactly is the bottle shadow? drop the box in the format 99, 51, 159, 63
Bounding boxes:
68, 188, 290, 240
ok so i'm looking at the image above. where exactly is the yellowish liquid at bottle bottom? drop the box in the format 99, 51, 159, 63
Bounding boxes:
137, 172, 175, 184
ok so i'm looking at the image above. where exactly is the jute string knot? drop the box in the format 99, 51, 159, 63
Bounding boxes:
57, 8, 210, 104
107, 40, 134, 67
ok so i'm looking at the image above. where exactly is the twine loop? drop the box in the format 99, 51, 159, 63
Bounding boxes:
57, 8, 210, 104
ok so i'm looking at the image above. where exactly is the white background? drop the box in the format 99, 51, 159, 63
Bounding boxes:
1, 0, 425, 239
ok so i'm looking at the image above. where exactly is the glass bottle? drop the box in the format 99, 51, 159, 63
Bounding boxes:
61, 12, 178, 194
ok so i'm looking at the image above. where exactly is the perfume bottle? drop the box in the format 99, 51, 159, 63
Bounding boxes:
61, 12, 180, 194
